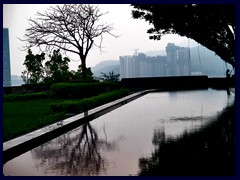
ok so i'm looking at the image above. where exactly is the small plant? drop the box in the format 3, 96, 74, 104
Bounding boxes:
101, 71, 120, 82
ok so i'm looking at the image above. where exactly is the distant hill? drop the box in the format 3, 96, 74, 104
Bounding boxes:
177, 38, 199, 48
177, 38, 226, 76
144, 49, 166, 56
91, 45, 227, 78
91, 60, 120, 77
190, 45, 225, 77
91, 51, 166, 77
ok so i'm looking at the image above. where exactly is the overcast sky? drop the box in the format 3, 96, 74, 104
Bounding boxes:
3, 4, 197, 76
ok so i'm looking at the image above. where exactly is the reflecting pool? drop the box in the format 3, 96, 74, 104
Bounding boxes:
3, 88, 235, 176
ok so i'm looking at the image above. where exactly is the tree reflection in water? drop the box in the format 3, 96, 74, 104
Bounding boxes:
31, 122, 116, 175
138, 104, 235, 176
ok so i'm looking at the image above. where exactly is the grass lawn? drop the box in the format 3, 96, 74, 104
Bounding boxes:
3, 98, 67, 142
3, 88, 131, 142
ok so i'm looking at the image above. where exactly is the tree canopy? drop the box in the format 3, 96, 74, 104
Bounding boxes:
44, 49, 71, 84
132, 4, 235, 69
22, 4, 116, 79
22, 49, 45, 84
22, 49, 92, 85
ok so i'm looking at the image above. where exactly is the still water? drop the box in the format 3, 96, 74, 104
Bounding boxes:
3, 88, 235, 176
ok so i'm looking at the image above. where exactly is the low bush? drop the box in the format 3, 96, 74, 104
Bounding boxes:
50, 82, 120, 99
50, 89, 131, 113
3, 92, 49, 102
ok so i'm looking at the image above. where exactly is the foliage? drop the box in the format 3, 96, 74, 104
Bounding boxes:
44, 49, 71, 84
101, 71, 120, 82
50, 89, 131, 113
50, 82, 120, 99
21, 70, 28, 84
132, 4, 235, 68
22, 4, 117, 79
22, 49, 45, 84
22, 49, 96, 85
71, 65, 94, 82
3, 92, 49, 102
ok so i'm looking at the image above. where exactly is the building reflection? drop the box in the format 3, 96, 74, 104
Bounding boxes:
31, 122, 116, 175
138, 104, 235, 176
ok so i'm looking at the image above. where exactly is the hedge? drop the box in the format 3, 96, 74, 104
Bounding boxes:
3, 92, 49, 102
50, 82, 120, 99
50, 89, 131, 113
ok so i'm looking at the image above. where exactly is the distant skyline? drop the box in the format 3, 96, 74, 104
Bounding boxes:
3, 4, 198, 76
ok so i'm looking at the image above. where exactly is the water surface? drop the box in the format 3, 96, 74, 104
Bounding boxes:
3, 88, 235, 176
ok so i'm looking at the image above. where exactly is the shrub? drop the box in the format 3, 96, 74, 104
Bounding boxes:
50, 82, 120, 99
50, 89, 130, 113
3, 92, 49, 102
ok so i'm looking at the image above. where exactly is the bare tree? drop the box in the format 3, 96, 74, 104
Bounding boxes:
22, 4, 116, 79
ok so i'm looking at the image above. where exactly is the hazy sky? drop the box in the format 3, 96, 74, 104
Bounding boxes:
3, 4, 196, 76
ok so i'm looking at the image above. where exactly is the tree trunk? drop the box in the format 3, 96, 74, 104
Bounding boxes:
81, 56, 87, 81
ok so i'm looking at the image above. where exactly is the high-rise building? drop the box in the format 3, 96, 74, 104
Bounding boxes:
3, 28, 11, 87
178, 47, 191, 75
120, 55, 133, 79
166, 43, 190, 76
119, 53, 166, 79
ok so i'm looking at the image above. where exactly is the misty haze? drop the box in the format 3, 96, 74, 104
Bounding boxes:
11, 41, 228, 86
3, 4, 235, 176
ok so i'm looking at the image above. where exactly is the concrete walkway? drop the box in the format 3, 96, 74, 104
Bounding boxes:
3, 89, 153, 164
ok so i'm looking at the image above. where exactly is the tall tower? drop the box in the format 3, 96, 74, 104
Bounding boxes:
166, 43, 191, 76
3, 28, 11, 87
166, 43, 179, 76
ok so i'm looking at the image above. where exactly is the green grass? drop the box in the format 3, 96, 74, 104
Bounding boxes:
3, 99, 67, 142
3, 89, 131, 142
